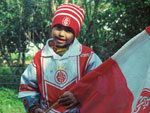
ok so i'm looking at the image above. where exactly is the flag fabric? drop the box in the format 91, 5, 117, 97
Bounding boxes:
70, 26, 150, 113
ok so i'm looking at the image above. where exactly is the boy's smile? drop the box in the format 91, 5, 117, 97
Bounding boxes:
52, 25, 75, 47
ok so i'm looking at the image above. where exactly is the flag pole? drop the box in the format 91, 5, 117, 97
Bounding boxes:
45, 101, 59, 113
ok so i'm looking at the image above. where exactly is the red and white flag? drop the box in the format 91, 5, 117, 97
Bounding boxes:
70, 26, 150, 113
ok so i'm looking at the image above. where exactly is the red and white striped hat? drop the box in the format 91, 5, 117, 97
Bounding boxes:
51, 3, 84, 37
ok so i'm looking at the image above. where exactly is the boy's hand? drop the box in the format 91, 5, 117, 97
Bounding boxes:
34, 108, 45, 113
58, 91, 79, 109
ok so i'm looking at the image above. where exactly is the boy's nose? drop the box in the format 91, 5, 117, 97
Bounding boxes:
59, 30, 65, 37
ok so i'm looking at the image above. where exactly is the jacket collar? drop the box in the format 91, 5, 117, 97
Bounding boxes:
42, 38, 82, 59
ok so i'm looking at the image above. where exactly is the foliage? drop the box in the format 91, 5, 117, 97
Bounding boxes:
99, 0, 150, 60
0, 0, 50, 81
78, 0, 112, 60
0, 0, 150, 83
0, 0, 150, 111
0, 87, 25, 113
0, 66, 21, 88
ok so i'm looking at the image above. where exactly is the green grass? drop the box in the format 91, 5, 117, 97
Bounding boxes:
0, 87, 25, 113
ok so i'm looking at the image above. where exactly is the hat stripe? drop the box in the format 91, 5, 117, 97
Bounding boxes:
52, 13, 81, 30
58, 5, 84, 19
55, 8, 83, 24
51, 3, 84, 37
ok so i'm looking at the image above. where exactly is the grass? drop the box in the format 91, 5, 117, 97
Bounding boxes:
0, 87, 25, 113
0, 55, 32, 113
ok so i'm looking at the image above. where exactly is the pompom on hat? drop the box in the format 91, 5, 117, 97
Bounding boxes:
51, 3, 85, 37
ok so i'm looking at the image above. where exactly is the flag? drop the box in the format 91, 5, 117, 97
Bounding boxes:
70, 26, 150, 113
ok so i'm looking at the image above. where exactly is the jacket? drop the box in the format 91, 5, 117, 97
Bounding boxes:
18, 38, 102, 112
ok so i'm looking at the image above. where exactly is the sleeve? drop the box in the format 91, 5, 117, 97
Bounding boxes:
18, 60, 40, 98
85, 52, 102, 74
18, 59, 41, 112
22, 96, 40, 112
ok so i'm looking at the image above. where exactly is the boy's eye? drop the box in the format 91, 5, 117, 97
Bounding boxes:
55, 25, 63, 30
64, 28, 72, 32
64, 28, 74, 34
54, 24, 74, 34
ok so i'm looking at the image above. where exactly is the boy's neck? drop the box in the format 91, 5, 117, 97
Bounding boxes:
56, 45, 69, 48
49, 40, 69, 56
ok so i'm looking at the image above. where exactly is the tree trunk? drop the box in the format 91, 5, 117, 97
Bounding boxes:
50, 0, 56, 17
64, 0, 69, 3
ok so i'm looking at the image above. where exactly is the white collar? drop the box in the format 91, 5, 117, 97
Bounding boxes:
42, 38, 82, 59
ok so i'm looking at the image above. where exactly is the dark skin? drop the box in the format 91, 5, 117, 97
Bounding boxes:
58, 91, 79, 109
34, 108, 45, 113
34, 91, 79, 113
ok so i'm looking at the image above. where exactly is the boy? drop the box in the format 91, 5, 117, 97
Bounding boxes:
18, 3, 102, 113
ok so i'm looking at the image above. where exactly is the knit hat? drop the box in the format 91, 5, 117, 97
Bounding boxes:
51, 3, 84, 37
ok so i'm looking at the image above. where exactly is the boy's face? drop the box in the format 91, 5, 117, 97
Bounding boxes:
52, 25, 75, 47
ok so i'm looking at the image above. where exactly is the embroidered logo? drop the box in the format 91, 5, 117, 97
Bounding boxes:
62, 17, 71, 26
54, 66, 68, 85
134, 88, 150, 113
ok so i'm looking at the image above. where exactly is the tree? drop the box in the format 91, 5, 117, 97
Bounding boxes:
0, 0, 51, 81
1, 0, 150, 83
99, 0, 150, 60
0, 0, 23, 81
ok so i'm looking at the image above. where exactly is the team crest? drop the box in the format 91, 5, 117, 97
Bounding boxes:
62, 17, 71, 26
54, 66, 68, 85
134, 88, 150, 112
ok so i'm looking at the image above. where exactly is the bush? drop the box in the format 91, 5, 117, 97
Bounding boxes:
0, 65, 23, 89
